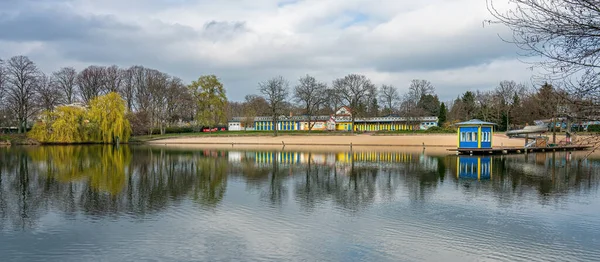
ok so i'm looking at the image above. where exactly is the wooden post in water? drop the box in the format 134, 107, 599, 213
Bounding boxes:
552, 117, 556, 144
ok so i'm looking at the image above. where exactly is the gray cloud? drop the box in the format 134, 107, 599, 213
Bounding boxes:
203, 21, 248, 42
0, 8, 136, 42
0, 0, 531, 102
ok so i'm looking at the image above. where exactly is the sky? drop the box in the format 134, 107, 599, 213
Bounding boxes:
0, 0, 534, 102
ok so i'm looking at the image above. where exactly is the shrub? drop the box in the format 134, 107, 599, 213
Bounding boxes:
424, 126, 456, 133
587, 125, 600, 133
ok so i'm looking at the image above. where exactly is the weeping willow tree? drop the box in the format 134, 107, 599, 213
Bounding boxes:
29, 106, 89, 143
29, 92, 131, 144
88, 92, 131, 143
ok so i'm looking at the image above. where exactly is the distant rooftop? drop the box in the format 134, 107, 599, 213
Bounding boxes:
454, 119, 497, 126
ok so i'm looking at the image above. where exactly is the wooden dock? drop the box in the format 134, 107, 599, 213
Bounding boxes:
448, 145, 592, 155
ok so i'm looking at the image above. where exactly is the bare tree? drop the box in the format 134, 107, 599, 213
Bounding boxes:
0, 58, 5, 105
35, 73, 64, 112
242, 94, 270, 130
323, 87, 342, 115
120, 66, 136, 111
364, 84, 379, 117
400, 93, 427, 130
379, 84, 400, 115
399, 79, 436, 128
147, 69, 170, 134
133, 66, 151, 113
333, 74, 374, 133
165, 77, 191, 126
77, 65, 106, 103
0, 59, 6, 130
52, 67, 77, 104
5, 56, 40, 133
487, 0, 600, 116
294, 74, 327, 131
408, 79, 435, 100
495, 80, 527, 130
475, 90, 495, 122
259, 76, 289, 136
104, 65, 122, 93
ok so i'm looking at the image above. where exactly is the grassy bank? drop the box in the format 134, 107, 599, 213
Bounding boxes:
374, 127, 456, 135
0, 134, 40, 145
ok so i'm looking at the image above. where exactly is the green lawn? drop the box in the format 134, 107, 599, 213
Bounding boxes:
374, 127, 456, 135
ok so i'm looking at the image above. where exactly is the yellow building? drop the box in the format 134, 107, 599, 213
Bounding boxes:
228, 107, 439, 132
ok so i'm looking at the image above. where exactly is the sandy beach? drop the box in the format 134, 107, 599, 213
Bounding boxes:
147, 133, 528, 149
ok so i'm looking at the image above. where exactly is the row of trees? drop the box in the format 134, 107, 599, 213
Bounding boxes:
1, 58, 591, 139
0, 55, 229, 136
227, 75, 445, 135
448, 81, 581, 131
244, 73, 586, 135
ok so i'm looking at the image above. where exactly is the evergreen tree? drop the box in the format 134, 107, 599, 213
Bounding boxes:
461, 91, 476, 119
438, 102, 447, 127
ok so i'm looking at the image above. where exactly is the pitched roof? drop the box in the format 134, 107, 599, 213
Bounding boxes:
454, 119, 497, 126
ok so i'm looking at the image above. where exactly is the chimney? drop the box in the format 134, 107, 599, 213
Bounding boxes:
290, 111, 293, 117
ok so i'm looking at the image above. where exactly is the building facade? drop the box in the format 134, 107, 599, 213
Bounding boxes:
454, 119, 496, 149
228, 107, 439, 132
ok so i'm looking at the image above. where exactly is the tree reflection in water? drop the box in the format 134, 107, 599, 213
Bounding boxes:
0, 146, 599, 230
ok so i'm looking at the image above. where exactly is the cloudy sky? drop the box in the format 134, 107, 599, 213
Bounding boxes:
0, 0, 532, 102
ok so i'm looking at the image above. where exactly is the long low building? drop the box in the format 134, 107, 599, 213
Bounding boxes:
228, 106, 439, 132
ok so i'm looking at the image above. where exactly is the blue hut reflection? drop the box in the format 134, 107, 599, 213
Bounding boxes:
456, 156, 492, 180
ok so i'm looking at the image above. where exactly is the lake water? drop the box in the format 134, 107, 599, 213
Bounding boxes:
1, 145, 599, 262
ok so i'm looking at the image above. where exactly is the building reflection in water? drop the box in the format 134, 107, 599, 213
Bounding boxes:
247, 151, 415, 166
455, 156, 492, 180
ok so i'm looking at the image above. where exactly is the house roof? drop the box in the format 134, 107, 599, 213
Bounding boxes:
454, 119, 497, 126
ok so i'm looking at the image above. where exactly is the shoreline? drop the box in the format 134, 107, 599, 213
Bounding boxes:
146, 133, 529, 148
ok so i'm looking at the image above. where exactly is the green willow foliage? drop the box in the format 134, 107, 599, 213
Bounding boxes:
188, 75, 228, 128
29, 92, 131, 144
28, 146, 132, 195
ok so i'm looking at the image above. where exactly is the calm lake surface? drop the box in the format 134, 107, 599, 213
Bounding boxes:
1, 145, 599, 262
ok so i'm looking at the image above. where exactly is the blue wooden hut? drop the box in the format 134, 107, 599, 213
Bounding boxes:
454, 119, 496, 149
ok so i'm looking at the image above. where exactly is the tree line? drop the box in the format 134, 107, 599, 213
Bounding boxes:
229, 75, 446, 135
0, 55, 591, 138
0, 55, 227, 136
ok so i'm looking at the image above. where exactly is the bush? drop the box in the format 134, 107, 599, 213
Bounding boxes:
587, 125, 600, 132
424, 126, 456, 133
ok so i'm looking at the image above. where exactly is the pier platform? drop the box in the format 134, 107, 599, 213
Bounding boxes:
448, 145, 592, 155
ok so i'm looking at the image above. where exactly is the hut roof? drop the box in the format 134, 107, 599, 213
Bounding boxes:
454, 119, 497, 126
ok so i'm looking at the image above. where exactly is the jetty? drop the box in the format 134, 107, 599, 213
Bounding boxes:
449, 119, 592, 155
